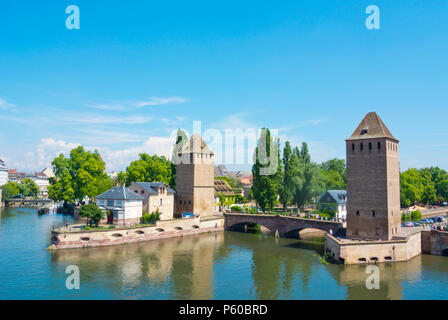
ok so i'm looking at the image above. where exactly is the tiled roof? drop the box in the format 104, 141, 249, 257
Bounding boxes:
179, 134, 214, 155
134, 182, 176, 195
318, 190, 347, 204
347, 112, 397, 141
214, 179, 235, 196
96, 186, 143, 200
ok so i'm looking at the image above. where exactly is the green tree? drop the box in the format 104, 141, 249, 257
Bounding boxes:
279, 141, 296, 212
400, 168, 425, 207
18, 178, 40, 198
79, 203, 105, 227
251, 128, 282, 212
1, 181, 19, 200
117, 171, 127, 186
293, 143, 325, 210
48, 146, 110, 203
126, 154, 174, 187
320, 158, 346, 190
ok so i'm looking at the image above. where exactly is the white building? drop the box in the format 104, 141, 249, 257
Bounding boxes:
0, 158, 8, 186
317, 190, 347, 221
33, 172, 50, 197
96, 186, 143, 226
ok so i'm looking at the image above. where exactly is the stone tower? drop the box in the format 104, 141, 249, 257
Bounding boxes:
346, 112, 401, 240
175, 134, 215, 217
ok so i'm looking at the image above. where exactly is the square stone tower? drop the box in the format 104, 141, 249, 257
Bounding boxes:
346, 112, 401, 240
175, 134, 215, 218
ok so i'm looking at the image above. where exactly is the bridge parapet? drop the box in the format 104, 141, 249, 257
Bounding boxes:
224, 213, 343, 237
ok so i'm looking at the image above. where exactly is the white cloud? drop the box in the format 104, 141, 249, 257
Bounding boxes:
86, 96, 189, 111
99, 136, 174, 171
71, 114, 152, 125
0, 98, 16, 111
135, 96, 189, 107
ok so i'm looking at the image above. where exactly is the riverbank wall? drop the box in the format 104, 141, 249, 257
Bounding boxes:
421, 230, 448, 256
325, 231, 422, 264
49, 216, 224, 250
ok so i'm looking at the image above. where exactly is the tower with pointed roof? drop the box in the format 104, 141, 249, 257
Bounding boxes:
346, 112, 401, 240
175, 134, 215, 217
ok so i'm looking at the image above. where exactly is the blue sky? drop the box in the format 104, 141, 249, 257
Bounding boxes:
0, 0, 447, 172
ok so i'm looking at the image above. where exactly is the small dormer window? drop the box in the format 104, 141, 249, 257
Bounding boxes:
361, 128, 368, 135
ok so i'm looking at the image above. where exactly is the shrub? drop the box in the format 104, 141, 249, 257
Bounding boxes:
79, 203, 105, 227
411, 210, 422, 221
231, 205, 242, 212
140, 209, 161, 224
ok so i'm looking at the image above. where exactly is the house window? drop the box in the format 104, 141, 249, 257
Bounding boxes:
168, 198, 171, 205
107, 200, 114, 207
100, 200, 104, 206
117, 200, 122, 207
160, 199, 163, 206
154, 199, 157, 206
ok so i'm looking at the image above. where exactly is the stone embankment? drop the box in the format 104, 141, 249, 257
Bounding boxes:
49, 216, 224, 250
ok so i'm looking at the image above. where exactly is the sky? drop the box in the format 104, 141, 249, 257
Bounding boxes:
0, 0, 447, 173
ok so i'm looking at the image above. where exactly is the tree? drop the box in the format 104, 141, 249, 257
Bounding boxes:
1, 181, 19, 200
48, 146, 111, 203
279, 141, 296, 212
117, 171, 127, 186
79, 203, 105, 227
125, 154, 174, 186
293, 143, 325, 210
18, 178, 40, 198
251, 128, 282, 212
320, 158, 346, 190
400, 168, 425, 207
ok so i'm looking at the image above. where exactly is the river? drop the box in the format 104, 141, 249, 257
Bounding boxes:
1, 207, 448, 299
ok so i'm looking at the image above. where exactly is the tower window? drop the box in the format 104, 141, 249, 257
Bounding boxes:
356, 210, 360, 216
378, 142, 381, 150
372, 211, 376, 217
352, 143, 355, 151
361, 128, 368, 135
369, 142, 372, 150
360, 143, 363, 151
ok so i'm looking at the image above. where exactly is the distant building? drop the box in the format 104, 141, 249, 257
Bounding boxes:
317, 190, 347, 221
346, 112, 401, 240
8, 169, 25, 182
41, 167, 55, 179
175, 134, 215, 218
214, 179, 235, 211
214, 165, 228, 177
128, 182, 175, 220
96, 186, 143, 226
34, 172, 50, 197
0, 158, 8, 186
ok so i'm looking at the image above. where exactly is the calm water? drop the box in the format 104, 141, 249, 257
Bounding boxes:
1, 207, 448, 300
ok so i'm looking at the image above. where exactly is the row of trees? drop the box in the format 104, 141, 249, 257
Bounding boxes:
250, 128, 347, 212
1, 178, 40, 200
400, 167, 448, 207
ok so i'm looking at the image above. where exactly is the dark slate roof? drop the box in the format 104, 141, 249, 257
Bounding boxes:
134, 182, 176, 195
0, 158, 7, 171
347, 112, 398, 141
318, 190, 347, 204
96, 186, 143, 200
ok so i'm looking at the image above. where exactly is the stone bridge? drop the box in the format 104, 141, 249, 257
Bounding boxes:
224, 213, 344, 237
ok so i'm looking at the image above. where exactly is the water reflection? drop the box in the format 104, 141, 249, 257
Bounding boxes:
2, 207, 448, 299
